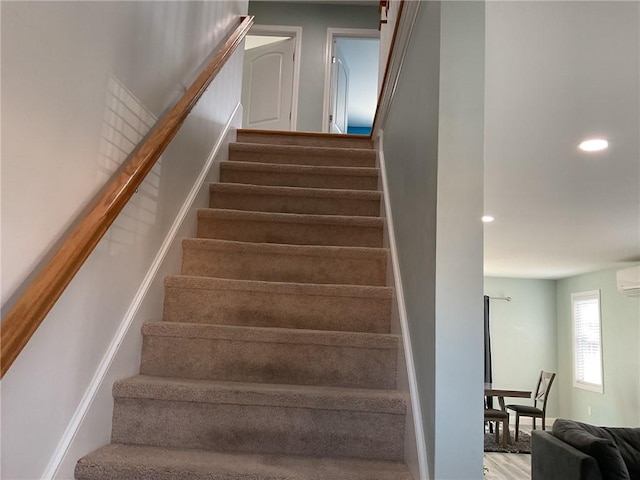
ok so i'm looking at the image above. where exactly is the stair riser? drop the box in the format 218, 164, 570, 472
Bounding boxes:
220, 169, 378, 190
181, 246, 387, 286
140, 335, 397, 389
163, 286, 391, 333
229, 150, 376, 168
237, 132, 373, 149
111, 398, 404, 461
76, 444, 413, 480
197, 217, 383, 248
210, 190, 381, 217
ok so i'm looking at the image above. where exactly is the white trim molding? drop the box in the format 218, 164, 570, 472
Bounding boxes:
377, 130, 429, 480
42, 103, 242, 479
246, 25, 303, 131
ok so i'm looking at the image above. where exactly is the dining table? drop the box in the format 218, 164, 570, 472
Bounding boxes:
484, 383, 532, 444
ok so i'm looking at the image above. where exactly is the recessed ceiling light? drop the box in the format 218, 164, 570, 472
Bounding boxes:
579, 139, 608, 152
482, 216, 495, 223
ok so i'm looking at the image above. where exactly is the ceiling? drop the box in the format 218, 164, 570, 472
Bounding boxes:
244, 35, 291, 50
484, 1, 640, 279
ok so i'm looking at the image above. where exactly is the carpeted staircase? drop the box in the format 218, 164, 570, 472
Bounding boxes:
75, 130, 413, 479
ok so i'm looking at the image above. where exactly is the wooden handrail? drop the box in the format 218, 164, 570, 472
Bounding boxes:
0, 15, 254, 378
370, 1, 405, 138
370, 0, 421, 138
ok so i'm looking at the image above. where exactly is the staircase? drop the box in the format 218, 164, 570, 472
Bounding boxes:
76, 130, 413, 480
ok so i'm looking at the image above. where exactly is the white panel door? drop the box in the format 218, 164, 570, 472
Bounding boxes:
329, 43, 349, 134
242, 38, 295, 130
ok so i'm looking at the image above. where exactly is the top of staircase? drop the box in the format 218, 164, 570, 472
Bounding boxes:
237, 129, 374, 150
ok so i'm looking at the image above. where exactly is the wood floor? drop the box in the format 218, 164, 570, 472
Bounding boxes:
484, 425, 533, 480
484, 452, 531, 480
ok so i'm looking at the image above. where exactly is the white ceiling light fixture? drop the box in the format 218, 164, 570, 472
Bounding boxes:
579, 138, 608, 152
482, 216, 495, 223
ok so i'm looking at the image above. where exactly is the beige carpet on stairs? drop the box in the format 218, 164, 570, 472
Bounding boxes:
75, 130, 413, 480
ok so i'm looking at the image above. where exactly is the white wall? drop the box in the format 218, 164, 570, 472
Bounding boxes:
247, 1, 379, 132
0, 2, 247, 478
381, 1, 485, 478
484, 277, 559, 419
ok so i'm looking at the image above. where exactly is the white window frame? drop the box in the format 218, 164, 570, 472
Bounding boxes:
571, 290, 604, 393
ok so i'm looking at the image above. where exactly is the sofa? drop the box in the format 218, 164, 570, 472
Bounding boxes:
532, 419, 640, 480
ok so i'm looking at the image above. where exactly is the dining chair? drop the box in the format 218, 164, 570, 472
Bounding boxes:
484, 395, 494, 433
484, 408, 509, 447
506, 370, 556, 441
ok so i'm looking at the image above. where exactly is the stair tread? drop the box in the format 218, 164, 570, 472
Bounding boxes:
113, 375, 405, 413
210, 182, 381, 199
230, 142, 376, 158
76, 444, 412, 480
182, 238, 387, 258
164, 276, 392, 298
197, 208, 384, 227
220, 161, 379, 176
142, 322, 398, 349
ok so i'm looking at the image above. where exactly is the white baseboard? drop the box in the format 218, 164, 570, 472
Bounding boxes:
377, 131, 429, 480
42, 102, 241, 479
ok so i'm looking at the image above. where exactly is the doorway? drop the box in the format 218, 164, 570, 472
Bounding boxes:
241, 26, 302, 131
322, 28, 380, 135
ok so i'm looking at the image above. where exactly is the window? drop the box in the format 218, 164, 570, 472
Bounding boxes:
571, 290, 604, 393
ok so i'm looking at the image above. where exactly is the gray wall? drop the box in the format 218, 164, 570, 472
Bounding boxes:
382, 0, 441, 476
556, 266, 640, 427
381, 2, 485, 478
484, 277, 559, 418
247, 1, 379, 132
434, 2, 485, 478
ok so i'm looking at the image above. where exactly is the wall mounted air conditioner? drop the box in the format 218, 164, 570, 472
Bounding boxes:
616, 266, 640, 297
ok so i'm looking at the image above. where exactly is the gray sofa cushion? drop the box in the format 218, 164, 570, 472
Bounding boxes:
581, 425, 640, 480
553, 420, 631, 480
532, 431, 603, 480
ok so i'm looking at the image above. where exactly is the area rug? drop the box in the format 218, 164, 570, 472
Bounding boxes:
484, 430, 531, 454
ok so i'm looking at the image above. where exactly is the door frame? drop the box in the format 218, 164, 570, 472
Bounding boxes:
322, 28, 380, 133
245, 24, 303, 131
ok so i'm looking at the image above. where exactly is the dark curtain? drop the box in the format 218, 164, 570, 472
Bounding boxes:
484, 295, 493, 409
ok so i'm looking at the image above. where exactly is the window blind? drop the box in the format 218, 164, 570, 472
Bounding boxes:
572, 290, 603, 392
